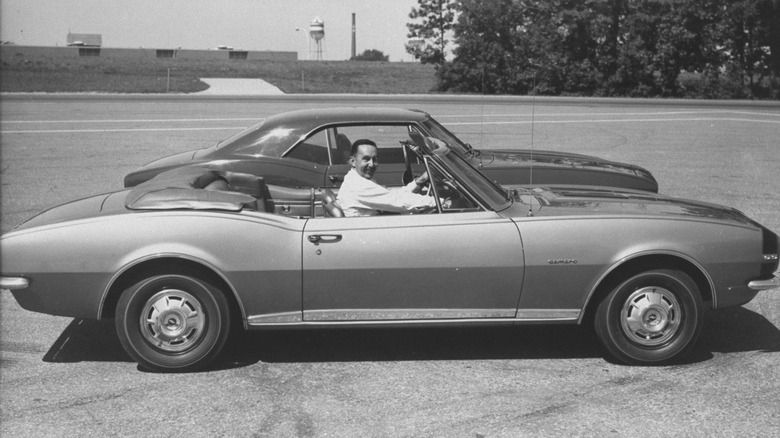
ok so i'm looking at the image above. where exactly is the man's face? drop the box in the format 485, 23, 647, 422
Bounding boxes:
351, 144, 379, 179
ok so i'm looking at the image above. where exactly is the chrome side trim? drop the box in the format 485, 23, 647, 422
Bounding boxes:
247, 311, 303, 325
304, 308, 517, 321
748, 276, 779, 291
248, 318, 512, 327
515, 309, 580, 321
247, 308, 581, 327
0, 276, 29, 291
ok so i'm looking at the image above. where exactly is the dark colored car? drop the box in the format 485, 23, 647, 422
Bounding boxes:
124, 108, 659, 192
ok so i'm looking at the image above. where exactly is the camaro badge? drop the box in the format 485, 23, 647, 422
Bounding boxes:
548, 259, 578, 264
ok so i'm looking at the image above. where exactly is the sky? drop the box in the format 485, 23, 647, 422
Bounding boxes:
0, 0, 422, 62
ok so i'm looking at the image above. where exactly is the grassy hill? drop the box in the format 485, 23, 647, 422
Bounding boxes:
1, 54, 438, 94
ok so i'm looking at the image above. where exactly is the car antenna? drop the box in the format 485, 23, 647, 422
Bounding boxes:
480, 64, 485, 151
528, 72, 536, 217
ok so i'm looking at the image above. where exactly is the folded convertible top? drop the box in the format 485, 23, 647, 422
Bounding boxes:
125, 167, 260, 211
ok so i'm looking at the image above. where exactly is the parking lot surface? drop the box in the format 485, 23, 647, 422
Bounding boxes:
1, 96, 778, 437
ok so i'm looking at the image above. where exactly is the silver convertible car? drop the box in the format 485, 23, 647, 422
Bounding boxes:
1, 126, 777, 372
124, 108, 659, 192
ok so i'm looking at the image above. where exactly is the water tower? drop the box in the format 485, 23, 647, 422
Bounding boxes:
309, 17, 325, 60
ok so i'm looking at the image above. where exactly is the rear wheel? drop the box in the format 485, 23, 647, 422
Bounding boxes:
116, 273, 231, 372
594, 269, 703, 365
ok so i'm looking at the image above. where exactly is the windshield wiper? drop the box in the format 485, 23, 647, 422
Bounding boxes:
464, 143, 481, 158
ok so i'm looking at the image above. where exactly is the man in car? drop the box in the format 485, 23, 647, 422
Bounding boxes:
336, 139, 438, 217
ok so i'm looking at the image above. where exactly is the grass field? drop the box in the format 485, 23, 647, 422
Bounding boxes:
0, 53, 438, 94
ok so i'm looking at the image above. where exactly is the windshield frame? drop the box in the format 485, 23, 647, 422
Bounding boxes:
417, 118, 511, 211
419, 117, 472, 156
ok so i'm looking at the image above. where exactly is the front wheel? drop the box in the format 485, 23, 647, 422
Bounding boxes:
594, 269, 704, 365
116, 273, 231, 372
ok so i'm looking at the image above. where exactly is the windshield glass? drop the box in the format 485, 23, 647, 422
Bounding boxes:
432, 149, 510, 208
419, 121, 510, 209
421, 117, 472, 156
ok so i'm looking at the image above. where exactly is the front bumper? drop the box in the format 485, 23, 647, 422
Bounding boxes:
0, 276, 29, 290
748, 276, 780, 291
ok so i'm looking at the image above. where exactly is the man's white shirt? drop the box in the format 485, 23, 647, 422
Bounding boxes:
336, 169, 437, 217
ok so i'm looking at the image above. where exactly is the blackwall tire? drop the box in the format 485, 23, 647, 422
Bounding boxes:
115, 273, 231, 372
594, 269, 704, 365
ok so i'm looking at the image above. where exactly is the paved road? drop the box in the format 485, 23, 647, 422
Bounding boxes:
1, 96, 779, 437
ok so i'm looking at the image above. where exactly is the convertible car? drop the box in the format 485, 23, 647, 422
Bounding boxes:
124, 107, 659, 193
1, 131, 777, 372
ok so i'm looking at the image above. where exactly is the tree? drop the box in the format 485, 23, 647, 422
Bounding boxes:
761, 0, 780, 98
352, 49, 389, 62
717, 0, 779, 98
439, 0, 601, 95
405, 0, 458, 66
435, 0, 777, 98
437, 0, 526, 93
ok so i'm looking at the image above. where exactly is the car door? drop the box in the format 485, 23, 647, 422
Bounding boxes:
301, 211, 525, 321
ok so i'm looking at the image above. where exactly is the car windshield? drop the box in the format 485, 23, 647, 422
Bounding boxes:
421, 117, 474, 156
421, 120, 510, 209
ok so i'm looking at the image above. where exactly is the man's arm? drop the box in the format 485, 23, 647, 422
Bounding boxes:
344, 176, 435, 214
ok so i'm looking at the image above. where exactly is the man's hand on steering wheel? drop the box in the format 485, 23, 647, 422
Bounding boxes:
412, 171, 430, 194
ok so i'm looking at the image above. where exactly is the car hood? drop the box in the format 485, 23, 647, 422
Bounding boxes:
509, 186, 758, 228
476, 148, 654, 179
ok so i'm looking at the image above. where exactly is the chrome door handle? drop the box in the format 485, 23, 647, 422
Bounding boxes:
308, 234, 342, 244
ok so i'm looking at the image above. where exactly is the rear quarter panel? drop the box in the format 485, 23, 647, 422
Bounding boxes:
1, 211, 305, 319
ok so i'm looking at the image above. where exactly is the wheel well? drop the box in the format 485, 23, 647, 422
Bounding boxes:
581, 254, 713, 325
100, 258, 243, 325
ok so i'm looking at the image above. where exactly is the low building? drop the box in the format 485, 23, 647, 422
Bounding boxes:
0, 45, 297, 61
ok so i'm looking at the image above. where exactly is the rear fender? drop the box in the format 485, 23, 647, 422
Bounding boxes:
99, 252, 248, 329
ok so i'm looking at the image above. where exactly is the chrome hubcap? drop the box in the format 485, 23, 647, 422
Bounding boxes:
141, 289, 205, 352
620, 287, 681, 347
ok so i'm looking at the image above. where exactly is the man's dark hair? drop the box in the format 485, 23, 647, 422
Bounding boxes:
351, 139, 377, 156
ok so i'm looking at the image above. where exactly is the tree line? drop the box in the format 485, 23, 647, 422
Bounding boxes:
406, 0, 780, 99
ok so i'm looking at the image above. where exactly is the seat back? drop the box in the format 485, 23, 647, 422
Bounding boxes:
334, 133, 352, 164
203, 170, 269, 212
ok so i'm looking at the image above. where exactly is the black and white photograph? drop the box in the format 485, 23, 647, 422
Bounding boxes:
1, 1, 778, 436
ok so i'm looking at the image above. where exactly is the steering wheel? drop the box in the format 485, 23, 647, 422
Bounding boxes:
432, 177, 461, 201
420, 177, 460, 213
400, 140, 414, 186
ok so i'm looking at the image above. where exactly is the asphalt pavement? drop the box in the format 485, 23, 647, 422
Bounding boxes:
1, 96, 778, 437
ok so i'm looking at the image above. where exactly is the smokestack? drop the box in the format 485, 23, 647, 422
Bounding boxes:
351, 13, 356, 59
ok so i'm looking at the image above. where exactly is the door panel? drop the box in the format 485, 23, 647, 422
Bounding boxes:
302, 212, 524, 321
